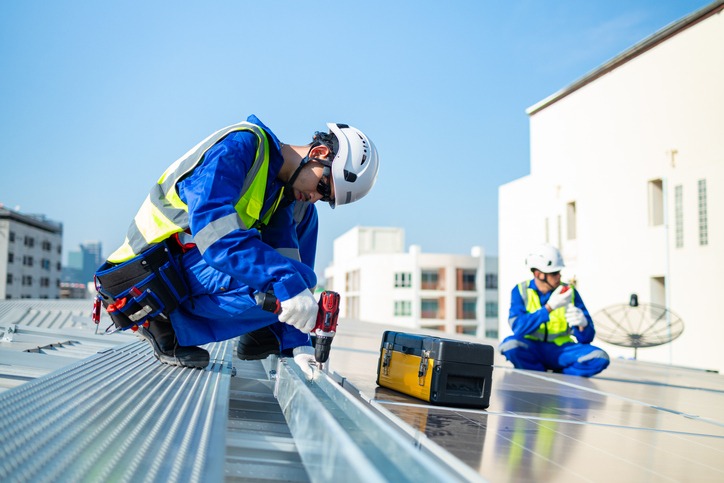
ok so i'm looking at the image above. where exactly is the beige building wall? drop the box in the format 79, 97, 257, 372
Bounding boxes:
499, 4, 724, 372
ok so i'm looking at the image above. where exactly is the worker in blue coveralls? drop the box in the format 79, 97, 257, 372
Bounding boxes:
100, 115, 379, 373
499, 244, 609, 377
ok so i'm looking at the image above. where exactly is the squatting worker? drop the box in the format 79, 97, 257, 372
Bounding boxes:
499, 244, 609, 377
96, 115, 379, 373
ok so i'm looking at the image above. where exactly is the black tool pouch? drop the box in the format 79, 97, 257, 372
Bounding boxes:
94, 241, 189, 331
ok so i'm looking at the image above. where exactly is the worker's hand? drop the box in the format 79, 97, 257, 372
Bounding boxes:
546, 285, 573, 311
279, 290, 318, 333
565, 304, 588, 329
292, 345, 316, 379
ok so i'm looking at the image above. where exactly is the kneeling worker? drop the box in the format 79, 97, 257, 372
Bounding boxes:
499, 244, 609, 377
95, 115, 379, 372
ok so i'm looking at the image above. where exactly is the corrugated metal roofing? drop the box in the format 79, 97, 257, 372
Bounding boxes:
3, 300, 724, 481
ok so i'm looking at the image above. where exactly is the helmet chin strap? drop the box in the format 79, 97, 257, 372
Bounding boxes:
284, 143, 334, 198
537, 272, 556, 292
284, 154, 310, 196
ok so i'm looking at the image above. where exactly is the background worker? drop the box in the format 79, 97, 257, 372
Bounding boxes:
98, 115, 379, 371
499, 243, 609, 377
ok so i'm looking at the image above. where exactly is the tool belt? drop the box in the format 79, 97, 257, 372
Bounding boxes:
94, 241, 189, 331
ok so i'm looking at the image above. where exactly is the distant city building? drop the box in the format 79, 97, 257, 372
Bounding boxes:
323, 226, 498, 338
483, 256, 499, 339
59, 282, 91, 299
63, 241, 103, 284
0, 205, 63, 299
499, 3, 724, 372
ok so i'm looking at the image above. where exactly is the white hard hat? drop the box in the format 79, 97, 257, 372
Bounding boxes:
326, 123, 379, 208
525, 244, 565, 273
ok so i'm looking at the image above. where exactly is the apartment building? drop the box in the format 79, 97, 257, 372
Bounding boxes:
0, 206, 63, 299
323, 226, 497, 338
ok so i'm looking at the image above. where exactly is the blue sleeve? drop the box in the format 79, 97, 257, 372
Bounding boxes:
571, 290, 596, 344
261, 202, 317, 288
508, 284, 549, 337
296, 203, 318, 269
178, 132, 310, 301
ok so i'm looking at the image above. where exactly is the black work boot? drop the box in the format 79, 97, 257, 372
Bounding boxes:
236, 326, 280, 360
137, 319, 210, 369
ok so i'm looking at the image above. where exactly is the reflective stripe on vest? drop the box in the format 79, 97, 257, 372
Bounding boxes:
108, 122, 283, 263
518, 281, 574, 346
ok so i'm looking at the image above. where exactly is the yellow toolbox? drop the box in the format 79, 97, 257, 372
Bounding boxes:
376, 331, 493, 408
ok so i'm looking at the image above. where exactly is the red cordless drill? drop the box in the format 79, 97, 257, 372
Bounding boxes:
255, 290, 340, 364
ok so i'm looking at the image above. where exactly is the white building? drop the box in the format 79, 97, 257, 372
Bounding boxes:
323, 226, 498, 337
499, 2, 724, 371
0, 206, 63, 299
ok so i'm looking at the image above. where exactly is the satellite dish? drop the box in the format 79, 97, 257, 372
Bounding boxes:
592, 294, 684, 359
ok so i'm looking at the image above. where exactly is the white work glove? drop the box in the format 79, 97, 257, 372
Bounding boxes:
566, 304, 588, 329
279, 290, 318, 333
546, 285, 573, 311
293, 345, 316, 379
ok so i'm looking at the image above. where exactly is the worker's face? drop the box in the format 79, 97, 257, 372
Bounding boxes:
292, 146, 335, 204
534, 270, 561, 293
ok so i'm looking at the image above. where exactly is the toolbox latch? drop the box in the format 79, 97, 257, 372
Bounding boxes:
418, 350, 430, 386
382, 342, 392, 376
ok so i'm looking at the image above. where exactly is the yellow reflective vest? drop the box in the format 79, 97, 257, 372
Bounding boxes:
519, 281, 575, 346
108, 122, 283, 263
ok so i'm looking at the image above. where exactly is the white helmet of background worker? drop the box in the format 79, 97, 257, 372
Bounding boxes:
525, 243, 565, 273
324, 122, 379, 208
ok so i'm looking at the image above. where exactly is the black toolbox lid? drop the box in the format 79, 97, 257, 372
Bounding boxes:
382, 331, 494, 365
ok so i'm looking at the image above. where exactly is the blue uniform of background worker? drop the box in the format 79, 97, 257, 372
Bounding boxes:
499, 244, 609, 377
99, 115, 379, 372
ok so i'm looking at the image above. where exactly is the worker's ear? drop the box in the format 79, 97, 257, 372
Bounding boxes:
310, 144, 331, 160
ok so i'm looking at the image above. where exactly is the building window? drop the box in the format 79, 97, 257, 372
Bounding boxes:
698, 179, 708, 246
675, 185, 683, 248
394, 300, 412, 316
456, 298, 476, 320
24, 236, 35, 248
648, 179, 664, 226
345, 270, 360, 291
7, 252, 13, 264
421, 269, 444, 290
9, 231, 15, 243
42, 240, 52, 251
394, 272, 412, 288
6, 274, 12, 285
456, 269, 476, 291
485, 302, 498, 318
421, 298, 440, 319
566, 201, 577, 240
485, 273, 497, 290
650, 276, 665, 306
455, 325, 477, 335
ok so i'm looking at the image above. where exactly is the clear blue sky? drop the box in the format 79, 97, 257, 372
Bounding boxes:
0, 0, 712, 278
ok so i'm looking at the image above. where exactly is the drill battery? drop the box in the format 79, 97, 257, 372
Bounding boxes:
376, 331, 494, 409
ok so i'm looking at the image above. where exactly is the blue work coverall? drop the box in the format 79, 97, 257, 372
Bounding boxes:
169, 115, 317, 353
500, 280, 610, 377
